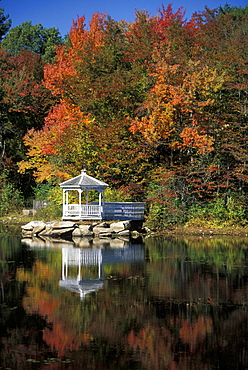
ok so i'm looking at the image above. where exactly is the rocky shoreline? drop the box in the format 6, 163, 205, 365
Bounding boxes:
21, 220, 147, 240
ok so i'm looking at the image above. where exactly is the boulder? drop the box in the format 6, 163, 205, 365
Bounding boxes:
109, 221, 130, 233
72, 227, 82, 237
79, 224, 93, 233
50, 227, 75, 237
117, 230, 130, 237
21, 220, 46, 231
32, 222, 46, 235
38, 221, 76, 237
72, 225, 94, 237
97, 222, 110, 228
21, 231, 33, 238
51, 221, 75, 229
93, 227, 112, 237
39, 226, 53, 236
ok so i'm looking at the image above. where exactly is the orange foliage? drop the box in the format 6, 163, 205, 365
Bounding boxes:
18, 261, 93, 357
130, 54, 224, 155
44, 13, 106, 97
179, 316, 212, 352
179, 126, 214, 154
18, 100, 93, 182
128, 324, 173, 370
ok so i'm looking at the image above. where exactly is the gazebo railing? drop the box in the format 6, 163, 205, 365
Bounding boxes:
63, 204, 102, 219
62, 202, 145, 220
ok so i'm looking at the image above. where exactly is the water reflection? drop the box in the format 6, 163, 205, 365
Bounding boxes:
59, 245, 144, 299
0, 233, 247, 369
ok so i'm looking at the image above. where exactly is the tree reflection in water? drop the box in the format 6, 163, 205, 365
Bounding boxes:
0, 234, 247, 369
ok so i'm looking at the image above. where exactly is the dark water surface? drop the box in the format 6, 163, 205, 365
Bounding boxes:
0, 226, 247, 369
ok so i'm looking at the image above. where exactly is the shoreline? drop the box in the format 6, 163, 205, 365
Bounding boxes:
151, 225, 248, 237
2, 217, 248, 238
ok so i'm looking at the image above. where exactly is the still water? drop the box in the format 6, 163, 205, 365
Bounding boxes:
0, 227, 247, 369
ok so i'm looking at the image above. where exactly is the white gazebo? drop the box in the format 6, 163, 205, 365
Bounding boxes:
59, 169, 108, 220
59, 169, 145, 221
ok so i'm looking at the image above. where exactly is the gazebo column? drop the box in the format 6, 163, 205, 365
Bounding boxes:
98, 190, 103, 218
78, 189, 82, 219
62, 190, 65, 218
63, 189, 69, 218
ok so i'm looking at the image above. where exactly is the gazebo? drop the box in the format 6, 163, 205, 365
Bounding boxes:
59, 169, 145, 221
59, 169, 108, 220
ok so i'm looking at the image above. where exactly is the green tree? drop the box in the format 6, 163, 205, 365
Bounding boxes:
1, 21, 63, 62
0, 1, 11, 41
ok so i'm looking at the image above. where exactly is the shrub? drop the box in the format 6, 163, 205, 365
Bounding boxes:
0, 183, 24, 216
29, 183, 62, 220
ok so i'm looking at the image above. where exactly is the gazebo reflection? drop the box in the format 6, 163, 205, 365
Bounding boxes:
59, 244, 144, 299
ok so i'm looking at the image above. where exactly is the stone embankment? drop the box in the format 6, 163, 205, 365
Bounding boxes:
21, 220, 147, 239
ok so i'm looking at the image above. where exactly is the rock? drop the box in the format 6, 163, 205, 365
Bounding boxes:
117, 230, 130, 237
32, 222, 46, 235
131, 230, 140, 238
51, 221, 76, 229
21, 231, 33, 238
93, 227, 112, 237
99, 232, 112, 238
109, 221, 130, 233
79, 224, 93, 234
50, 227, 75, 236
22, 209, 37, 216
97, 222, 110, 228
73, 225, 94, 237
72, 227, 82, 237
39, 226, 53, 236
72, 227, 94, 238
143, 226, 151, 234
93, 225, 110, 234
21, 220, 46, 231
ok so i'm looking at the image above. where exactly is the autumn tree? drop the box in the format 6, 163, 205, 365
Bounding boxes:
0, 48, 53, 196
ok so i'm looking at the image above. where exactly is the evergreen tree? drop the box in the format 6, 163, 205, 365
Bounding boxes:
0, 1, 11, 41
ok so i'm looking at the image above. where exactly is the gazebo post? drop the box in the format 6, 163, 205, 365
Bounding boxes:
63, 189, 68, 219
78, 189, 82, 220
62, 189, 65, 218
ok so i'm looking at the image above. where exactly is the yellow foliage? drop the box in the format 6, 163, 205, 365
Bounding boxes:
130, 51, 225, 154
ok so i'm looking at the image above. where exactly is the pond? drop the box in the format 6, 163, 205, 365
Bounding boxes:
0, 226, 247, 369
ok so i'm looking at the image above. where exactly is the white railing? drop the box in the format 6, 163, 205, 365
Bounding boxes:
62, 202, 145, 220
63, 204, 102, 219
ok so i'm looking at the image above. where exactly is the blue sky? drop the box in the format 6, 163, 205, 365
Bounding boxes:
1, 0, 248, 37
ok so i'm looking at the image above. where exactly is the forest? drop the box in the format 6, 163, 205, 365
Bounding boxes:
0, 3, 248, 229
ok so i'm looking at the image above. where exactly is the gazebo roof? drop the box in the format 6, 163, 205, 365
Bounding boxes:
59, 170, 108, 190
